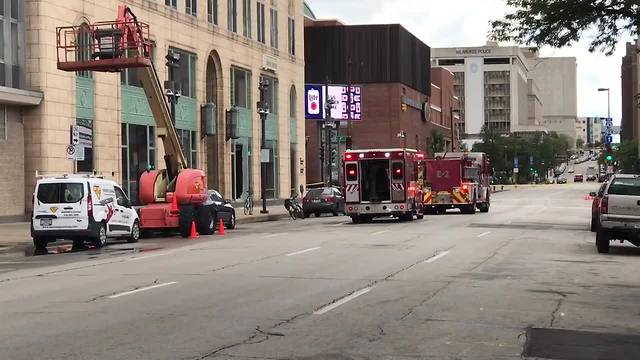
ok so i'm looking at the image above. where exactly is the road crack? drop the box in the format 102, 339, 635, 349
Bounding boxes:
468, 240, 510, 271
399, 281, 453, 320
549, 298, 564, 328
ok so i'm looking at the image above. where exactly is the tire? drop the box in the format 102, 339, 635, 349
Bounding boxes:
196, 206, 215, 235
33, 236, 48, 250
416, 208, 424, 220
596, 228, 610, 253
178, 204, 194, 238
479, 193, 490, 213
92, 222, 107, 248
315, 212, 321, 218
227, 212, 236, 229
590, 216, 597, 232
351, 216, 361, 224
127, 220, 140, 243
401, 212, 413, 221
332, 206, 339, 216
303, 212, 310, 219
359, 215, 372, 223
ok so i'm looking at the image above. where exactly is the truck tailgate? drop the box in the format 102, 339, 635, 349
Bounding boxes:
608, 194, 640, 218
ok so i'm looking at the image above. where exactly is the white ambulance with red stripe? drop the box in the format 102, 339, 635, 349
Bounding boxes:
343, 148, 427, 223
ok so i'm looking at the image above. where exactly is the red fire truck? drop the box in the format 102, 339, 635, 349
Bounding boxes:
343, 148, 427, 223
423, 152, 491, 215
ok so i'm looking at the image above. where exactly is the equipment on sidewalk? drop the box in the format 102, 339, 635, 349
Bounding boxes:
218, 218, 225, 235
55, 4, 215, 238
189, 220, 199, 239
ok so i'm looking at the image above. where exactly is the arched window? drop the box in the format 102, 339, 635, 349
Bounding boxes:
289, 85, 297, 118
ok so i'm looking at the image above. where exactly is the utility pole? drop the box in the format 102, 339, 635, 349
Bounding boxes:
258, 79, 270, 214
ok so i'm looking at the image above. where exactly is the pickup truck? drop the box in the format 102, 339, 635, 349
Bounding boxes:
596, 174, 640, 253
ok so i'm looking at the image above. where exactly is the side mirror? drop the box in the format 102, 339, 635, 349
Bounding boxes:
589, 192, 597, 197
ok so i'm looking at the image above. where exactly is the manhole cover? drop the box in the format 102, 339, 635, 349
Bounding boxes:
523, 327, 640, 360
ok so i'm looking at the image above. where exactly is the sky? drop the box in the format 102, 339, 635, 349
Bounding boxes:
306, 0, 635, 126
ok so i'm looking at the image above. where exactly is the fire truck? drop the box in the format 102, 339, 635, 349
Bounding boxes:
343, 148, 427, 223
423, 152, 491, 215
55, 5, 214, 237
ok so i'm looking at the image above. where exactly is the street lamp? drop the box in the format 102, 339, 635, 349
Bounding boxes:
597, 88, 611, 120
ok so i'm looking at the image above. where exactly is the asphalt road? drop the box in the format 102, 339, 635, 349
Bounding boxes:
3, 175, 640, 359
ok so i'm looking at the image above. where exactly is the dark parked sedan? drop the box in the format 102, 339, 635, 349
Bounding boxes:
208, 190, 236, 229
302, 187, 345, 217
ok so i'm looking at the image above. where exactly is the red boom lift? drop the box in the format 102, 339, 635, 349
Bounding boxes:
56, 5, 215, 237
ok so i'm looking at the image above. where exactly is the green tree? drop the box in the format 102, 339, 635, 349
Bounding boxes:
428, 130, 446, 155
576, 138, 585, 149
489, 0, 640, 55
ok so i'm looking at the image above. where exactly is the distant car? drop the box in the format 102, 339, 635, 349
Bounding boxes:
557, 176, 568, 184
586, 174, 597, 182
598, 173, 608, 183
302, 187, 345, 217
574, 174, 584, 182
590, 182, 607, 232
207, 190, 236, 229
568, 168, 575, 173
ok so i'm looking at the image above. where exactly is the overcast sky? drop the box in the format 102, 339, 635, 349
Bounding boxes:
307, 0, 634, 125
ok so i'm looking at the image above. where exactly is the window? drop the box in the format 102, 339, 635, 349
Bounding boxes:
208, 0, 218, 24
243, 0, 251, 38
0, 105, 5, 140
439, 59, 464, 66
166, 0, 177, 8
76, 24, 92, 78
168, 48, 196, 98
289, 85, 296, 118
260, 75, 277, 113
346, 164, 358, 181
484, 58, 510, 65
178, 129, 198, 168
231, 67, 251, 108
608, 178, 640, 196
186, 0, 197, 16
37, 183, 84, 204
121, 124, 156, 201
256, 2, 265, 44
115, 187, 130, 207
227, 0, 237, 32
287, 17, 295, 55
270, 7, 278, 49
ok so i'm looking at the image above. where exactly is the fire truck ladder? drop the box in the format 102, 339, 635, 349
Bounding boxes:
55, 4, 187, 181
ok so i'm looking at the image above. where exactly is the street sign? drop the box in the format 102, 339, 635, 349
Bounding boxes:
514, 167, 519, 174
65, 144, 76, 160
261, 149, 270, 163
75, 145, 84, 161
605, 134, 613, 144
513, 157, 519, 167
70, 125, 80, 145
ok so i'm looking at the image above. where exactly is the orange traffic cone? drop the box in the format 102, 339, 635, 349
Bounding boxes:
170, 193, 179, 214
189, 220, 199, 239
218, 218, 225, 235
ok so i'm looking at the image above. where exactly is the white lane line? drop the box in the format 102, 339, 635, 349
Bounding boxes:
424, 250, 450, 264
127, 251, 173, 261
313, 287, 371, 315
534, 206, 547, 215
108, 282, 177, 299
504, 220, 513, 225
286, 247, 321, 257
330, 222, 346, 227
370, 230, 390, 236
477, 231, 491, 238
263, 233, 288, 239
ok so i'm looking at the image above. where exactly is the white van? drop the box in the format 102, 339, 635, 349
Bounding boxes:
31, 175, 140, 249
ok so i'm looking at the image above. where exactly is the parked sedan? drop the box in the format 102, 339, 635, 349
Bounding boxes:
557, 176, 568, 184
302, 187, 345, 217
574, 174, 584, 182
208, 190, 236, 229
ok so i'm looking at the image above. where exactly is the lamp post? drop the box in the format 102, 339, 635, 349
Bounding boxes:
597, 88, 611, 121
258, 79, 270, 214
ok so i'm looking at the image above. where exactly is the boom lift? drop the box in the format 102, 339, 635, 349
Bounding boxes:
56, 5, 215, 237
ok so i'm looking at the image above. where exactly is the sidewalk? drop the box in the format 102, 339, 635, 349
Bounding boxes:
0, 205, 291, 256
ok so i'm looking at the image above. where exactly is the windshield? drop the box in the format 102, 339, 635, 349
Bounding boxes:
36, 182, 84, 204
608, 178, 640, 196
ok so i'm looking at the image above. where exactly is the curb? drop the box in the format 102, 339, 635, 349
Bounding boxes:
237, 213, 290, 224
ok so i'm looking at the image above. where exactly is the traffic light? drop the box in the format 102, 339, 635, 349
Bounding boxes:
529, 167, 534, 171
345, 136, 353, 150
605, 154, 613, 162
165, 51, 180, 68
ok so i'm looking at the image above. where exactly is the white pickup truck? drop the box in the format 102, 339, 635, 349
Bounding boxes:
596, 174, 640, 253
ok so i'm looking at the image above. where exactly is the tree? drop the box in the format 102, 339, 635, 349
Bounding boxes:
489, 0, 640, 55
428, 130, 446, 155
576, 138, 585, 149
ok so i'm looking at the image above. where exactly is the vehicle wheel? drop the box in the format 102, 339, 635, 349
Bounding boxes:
178, 204, 194, 238
92, 222, 107, 248
596, 228, 610, 253
196, 206, 215, 235
359, 215, 371, 223
127, 220, 140, 243
401, 212, 414, 221
227, 212, 236, 229
479, 193, 490, 213
332, 207, 339, 216
303, 212, 310, 219
351, 216, 361, 224
590, 217, 597, 232
33, 236, 48, 250
315, 212, 321, 218
416, 208, 424, 220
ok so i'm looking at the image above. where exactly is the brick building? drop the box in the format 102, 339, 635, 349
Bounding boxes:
621, 40, 639, 143
303, 22, 456, 184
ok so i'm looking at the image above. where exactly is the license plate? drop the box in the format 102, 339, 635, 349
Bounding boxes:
40, 218, 52, 227
312, 199, 321, 203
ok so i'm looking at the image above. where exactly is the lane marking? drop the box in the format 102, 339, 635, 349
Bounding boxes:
263, 233, 288, 239
371, 230, 390, 236
314, 287, 371, 315
108, 281, 177, 299
127, 251, 173, 261
534, 206, 547, 215
286, 247, 321, 257
504, 220, 513, 225
477, 231, 491, 238
424, 250, 450, 264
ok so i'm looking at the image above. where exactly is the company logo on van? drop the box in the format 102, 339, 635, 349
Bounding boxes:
93, 186, 102, 199
49, 207, 58, 213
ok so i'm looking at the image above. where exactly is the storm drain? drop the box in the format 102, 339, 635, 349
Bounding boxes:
523, 327, 640, 360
